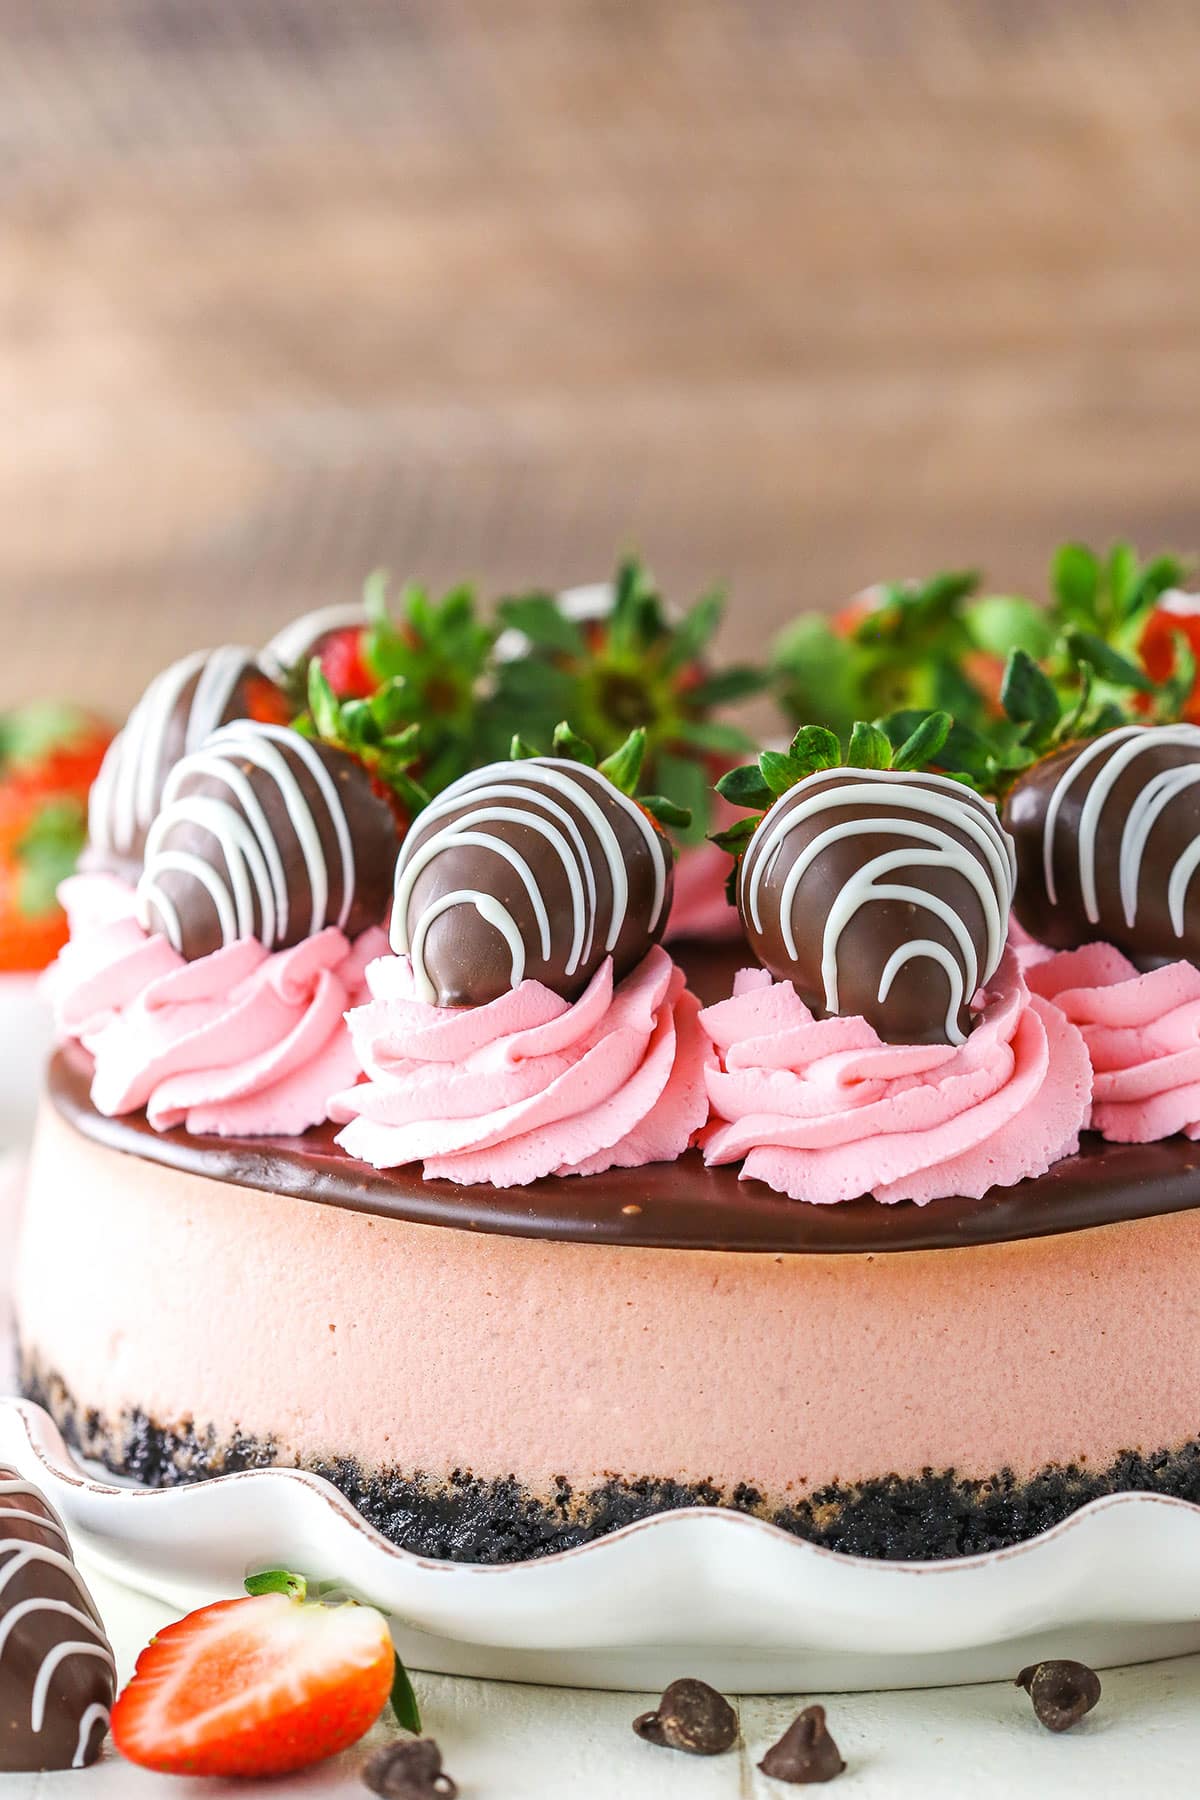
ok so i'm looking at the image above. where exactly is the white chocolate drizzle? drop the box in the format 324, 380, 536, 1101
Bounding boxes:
741, 768, 1016, 1045
88, 646, 259, 861
1039, 723, 1200, 934
392, 756, 670, 1004
137, 722, 357, 953
0, 1478, 114, 1764
260, 604, 366, 683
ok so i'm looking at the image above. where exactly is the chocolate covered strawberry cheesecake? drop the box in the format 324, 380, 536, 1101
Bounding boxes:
18, 577, 1200, 1566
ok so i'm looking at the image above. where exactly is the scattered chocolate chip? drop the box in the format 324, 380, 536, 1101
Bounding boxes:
1015, 1660, 1101, 1733
362, 1737, 458, 1798
758, 1705, 846, 1784
632, 1677, 739, 1755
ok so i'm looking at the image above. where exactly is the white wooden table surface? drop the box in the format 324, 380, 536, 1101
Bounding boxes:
0, 1567, 1194, 1798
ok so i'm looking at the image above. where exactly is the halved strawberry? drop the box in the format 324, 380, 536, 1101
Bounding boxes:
110, 1584, 396, 1779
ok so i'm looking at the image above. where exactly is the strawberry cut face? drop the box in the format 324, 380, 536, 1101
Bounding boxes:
110, 1591, 394, 1780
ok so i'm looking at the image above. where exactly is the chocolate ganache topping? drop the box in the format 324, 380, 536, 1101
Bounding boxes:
0, 1468, 115, 1771
137, 721, 399, 961
86, 646, 290, 883
392, 755, 675, 1006
738, 767, 1016, 1045
1004, 723, 1200, 964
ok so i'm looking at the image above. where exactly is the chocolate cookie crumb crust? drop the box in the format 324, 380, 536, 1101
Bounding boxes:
23, 1352, 1200, 1566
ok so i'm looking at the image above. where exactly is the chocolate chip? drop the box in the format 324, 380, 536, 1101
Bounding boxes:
632, 1677, 739, 1755
362, 1737, 458, 1798
1015, 1660, 1101, 1732
758, 1705, 846, 1784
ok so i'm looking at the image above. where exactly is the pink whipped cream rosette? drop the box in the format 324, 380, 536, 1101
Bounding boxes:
1026, 943, 1200, 1143
48, 872, 385, 1137
330, 942, 713, 1185
700, 948, 1092, 1206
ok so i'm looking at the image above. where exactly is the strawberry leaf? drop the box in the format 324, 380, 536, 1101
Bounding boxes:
598, 728, 647, 795
759, 750, 805, 797
552, 722, 598, 766
497, 593, 587, 656
1063, 629, 1155, 695
244, 1569, 308, 1601
653, 750, 710, 846
846, 721, 892, 769
1124, 553, 1188, 621
715, 763, 775, 809
661, 588, 724, 674
639, 793, 692, 830
711, 816, 758, 857
1052, 543, 1101, 627
307, 662, 342, 742
671, 717, 754, 755
390, 1656, 422, 1734
510, 735, 539, 760
892, 710, 952, 771
786, 725, 842, 777
686, 666, 768, 707
1001, 649, 1062, 747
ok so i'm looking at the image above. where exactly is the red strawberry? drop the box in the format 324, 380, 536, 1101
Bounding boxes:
241, 672, 297, 726
317, 625, 377, 700
0, 883, 70, 970
110, 1587, 395, 1779
1139, 593, 1200, 723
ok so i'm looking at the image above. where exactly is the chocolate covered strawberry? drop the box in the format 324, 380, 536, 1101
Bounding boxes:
1004, 721, 1200, 965
393, 721, 687, 1006
86, 647, 292, 883
111, 1569, 416, 1779
137, 668, 426, 962
715, 715, 1016, 1045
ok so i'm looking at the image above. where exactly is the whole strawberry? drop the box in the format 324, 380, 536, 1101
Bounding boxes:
716, 713, 1015, 1045
0, 702, 114, 970
138, 666, 426, 961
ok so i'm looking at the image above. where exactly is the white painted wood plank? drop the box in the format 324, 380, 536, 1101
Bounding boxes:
9, 1569, 1200, 1798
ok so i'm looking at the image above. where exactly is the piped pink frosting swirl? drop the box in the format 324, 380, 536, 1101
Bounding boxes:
700, 948, 1092, 1205
48, 872, 385, 1136
331, 944, 712, 1184
1026, 943, 1200, 1142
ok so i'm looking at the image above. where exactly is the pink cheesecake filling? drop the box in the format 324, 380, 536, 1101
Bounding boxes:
331, 943, 712, 1184
47, 872, 385, 1136
1027, 943, 1200, 1142
21, 1100, 1200, 1498
701, 949, 1092, 1205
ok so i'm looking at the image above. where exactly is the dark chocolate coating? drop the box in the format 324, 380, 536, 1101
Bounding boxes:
738, 768, 1014, 1045
1004, 725, 1200, 963
392, 756, 675, 1005
138, 728, 398, 960
47, 1029, 1200, 1256
85, 646, 289, 884
0, 1466, 114, 1771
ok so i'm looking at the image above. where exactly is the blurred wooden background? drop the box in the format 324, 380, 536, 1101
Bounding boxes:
0, 0, 1197, 710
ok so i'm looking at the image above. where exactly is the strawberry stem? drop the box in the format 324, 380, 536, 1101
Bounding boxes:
244, 1569, 308, 1601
